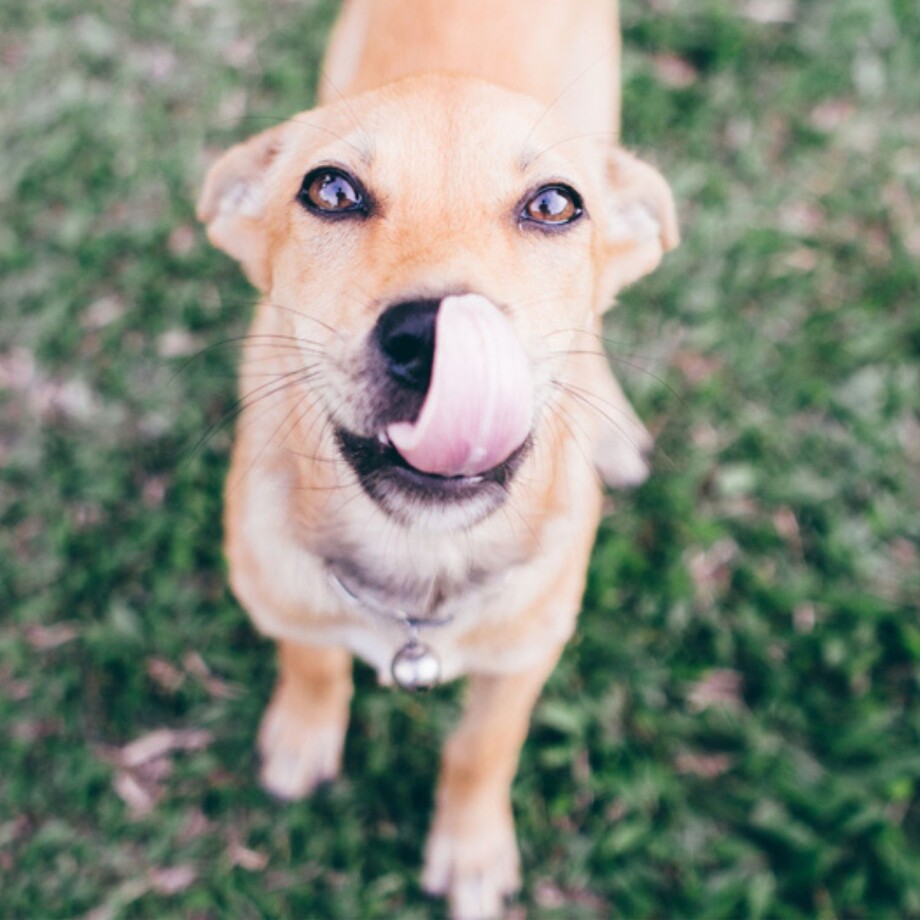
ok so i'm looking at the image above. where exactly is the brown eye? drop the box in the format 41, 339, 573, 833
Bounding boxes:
298, 168, 367, 216
522, 184, 583, 227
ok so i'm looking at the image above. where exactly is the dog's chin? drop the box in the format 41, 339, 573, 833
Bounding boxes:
335, 428, 529, 530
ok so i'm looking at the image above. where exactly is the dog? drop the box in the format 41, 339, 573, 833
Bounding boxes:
197, 0, 677, 915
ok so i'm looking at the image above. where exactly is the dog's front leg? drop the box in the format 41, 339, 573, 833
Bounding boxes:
423, 648, 563, 919
257, 640, 353, 800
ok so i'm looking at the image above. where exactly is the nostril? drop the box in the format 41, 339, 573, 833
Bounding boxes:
375, 299, 440, 392
384, 332, 427, 377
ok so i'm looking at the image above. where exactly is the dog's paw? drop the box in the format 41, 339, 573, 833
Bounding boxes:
257, 697, 346, 801
593, 427, 652, 489
422, 811, 520, 920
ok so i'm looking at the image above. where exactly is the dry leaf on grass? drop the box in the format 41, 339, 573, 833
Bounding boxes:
183, 652, 242, 700
84, 878, 151, 920
24, 622, 80, 650
688, 539, 739, 606
688, 669, 744, 712
147, 658, 185, 693
673, 350, 723, 386
675, 752, 734, 777
653, 54, 698, 89
104, 727, 212, 819
0, 348, 101, 422
85, 864, 197, 919
773, 507, 803, 555
119, 728, 212, 769
228, 834, 269, 872
177, 809, 213, 845
148, 864, 197, 895
114, 771, 160, 819
0, 665, 31, 701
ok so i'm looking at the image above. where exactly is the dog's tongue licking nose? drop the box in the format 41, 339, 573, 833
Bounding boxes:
387, 294, 532, 478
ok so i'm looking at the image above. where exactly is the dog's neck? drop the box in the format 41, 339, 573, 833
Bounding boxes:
322, 551, 512, 621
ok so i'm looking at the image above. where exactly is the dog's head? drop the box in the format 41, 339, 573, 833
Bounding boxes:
198, 75, 677, 529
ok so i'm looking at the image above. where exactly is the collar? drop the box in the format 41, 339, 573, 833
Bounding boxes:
327, 567, 452, 692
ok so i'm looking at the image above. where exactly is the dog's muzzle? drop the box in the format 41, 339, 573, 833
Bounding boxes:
336, 293, 534, 520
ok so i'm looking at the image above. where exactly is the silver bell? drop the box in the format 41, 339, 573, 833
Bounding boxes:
391, 639, 441, 691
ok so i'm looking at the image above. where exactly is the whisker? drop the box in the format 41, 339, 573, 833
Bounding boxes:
226, 385, 321, 495
555, 378, 678, 473
259, 301, 344, 339
540, 325, 647, 354
542, 391, 607, 494
500, 488, 543, 551
281, 390, 344, 468
169, 334, 324, 383
318, 67, 374, 156
528, 129, 619, 164
237, 113, 369, 160
521, 40, 618, 149
545, 344, 683, 401
179, 365, 320, 467
551, 378, 642, 454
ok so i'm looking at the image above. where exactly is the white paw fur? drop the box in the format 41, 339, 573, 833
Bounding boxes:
257, 697, 346, 800
423, 811, 521, 920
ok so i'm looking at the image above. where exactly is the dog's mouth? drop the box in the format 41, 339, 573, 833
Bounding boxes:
334, 293, 535, 526
336, 426, 530, 521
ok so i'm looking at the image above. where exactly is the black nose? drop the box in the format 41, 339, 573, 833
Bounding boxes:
374, 299, 440, 392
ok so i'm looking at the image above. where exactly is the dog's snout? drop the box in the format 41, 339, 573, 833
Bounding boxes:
375, 299, 440, 392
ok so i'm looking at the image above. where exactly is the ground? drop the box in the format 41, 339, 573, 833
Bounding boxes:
1, 0, 919, 916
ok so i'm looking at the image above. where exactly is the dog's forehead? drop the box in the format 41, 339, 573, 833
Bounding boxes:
369, 75, 547, 157
287, 75, 586, 186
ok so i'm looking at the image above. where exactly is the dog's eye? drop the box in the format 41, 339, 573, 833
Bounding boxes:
298, 168, 367, 216
522, 185, 583, 227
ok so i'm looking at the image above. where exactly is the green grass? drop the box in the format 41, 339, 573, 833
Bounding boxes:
2, 0, 919, 916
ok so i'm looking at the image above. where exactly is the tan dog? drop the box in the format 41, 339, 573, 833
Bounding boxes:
197, 0, 677, 915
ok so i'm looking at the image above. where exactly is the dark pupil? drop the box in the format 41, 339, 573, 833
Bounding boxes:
317, 174, 357, 210
535, 189, 569, 218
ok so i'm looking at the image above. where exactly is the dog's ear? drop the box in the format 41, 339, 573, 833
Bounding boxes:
597, 148, 679, 307
196, 123, 291, 290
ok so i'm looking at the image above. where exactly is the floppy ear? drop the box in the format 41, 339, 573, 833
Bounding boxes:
196, 123, 291, 290
598, 148, 679, 307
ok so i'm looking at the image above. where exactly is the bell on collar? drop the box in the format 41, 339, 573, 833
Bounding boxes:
391, 638, 441, 691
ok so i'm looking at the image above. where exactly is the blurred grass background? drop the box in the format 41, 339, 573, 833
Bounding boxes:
1, 0, 919, 916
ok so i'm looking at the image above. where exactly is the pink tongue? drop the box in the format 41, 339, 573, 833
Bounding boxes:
387, 294, 533, 477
